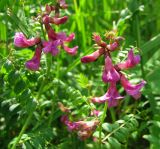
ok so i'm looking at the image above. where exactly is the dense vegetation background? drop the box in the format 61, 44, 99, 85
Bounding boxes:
0, 0, 160, 148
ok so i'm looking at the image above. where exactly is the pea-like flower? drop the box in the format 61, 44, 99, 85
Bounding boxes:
117, 49, 140, 69
61, 115, 99, 140
81, 48, 104, 63
120, 74, 146, 99
81, 33, 124, 64
14, 0, 78, 71
92, 83, 123, 107
25, 44, 42, 71
14, 32, 40, 48
81, 32, 146, 108
102, 56, 120, 83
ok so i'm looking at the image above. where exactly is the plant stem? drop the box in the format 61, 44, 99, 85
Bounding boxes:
110, 108, 116, 122
11, 76, 46, 149
102, 116, 134, 142
11, 112, 33, 149
48, 56, 60, 126
99, 102, 108, 148
11, 20, 51, 148
135, 1, 145, 80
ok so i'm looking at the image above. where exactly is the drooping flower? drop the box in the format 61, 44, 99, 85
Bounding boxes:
117, 49, 140, 69
43, 15, 68, 25
81, 48, 104, 63
25, 44, 42, 71
63, 45, 78, 55
14, 32, 40, 48
120, 74, 146, 99
42, 40, 61, 56
61, 115, 99, 140
43, 23, 78, 56
75, 120, 99, 140
14, 0, 78, 71
92, 83, 123, 107
102, 56, 120, 83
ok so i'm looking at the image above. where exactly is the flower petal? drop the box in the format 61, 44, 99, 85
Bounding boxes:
63, 45, 78, 55
43, 40, 61, 56
102, 56, 120, 83
58, 0, 68, 9
25, 44, 42, 71
107, 41, 119, 51
117, 49, 141, 69
81, 48, 104, 63
92, 83, 123, 107
64, 33, 75, 42
120, 74, 146, 99
50, 16, 68, 25
14, 32, 40, 48
57, 32, 67, 41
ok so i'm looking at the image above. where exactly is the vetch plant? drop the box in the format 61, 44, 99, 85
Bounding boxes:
80, 31, 146, 145
81, 31, 146, 107
14, 0, 78, 71
10, 0, 78, 148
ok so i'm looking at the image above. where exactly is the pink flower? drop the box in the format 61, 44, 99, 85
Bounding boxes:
106, 37, 124, 51
117, 49, 140, 69
50, 16, 68, 25
45, 5, 55, 14
102, 56, 120, 83
61, 115, 99, 140
42, 40, 61, 56
90, 110, 100, 117
43, 24, 78, 56
43, 15, 68, 25
57, 0, 68, 9
107, 41, 119, 51
63, 45, 78, 55
92, 83, 123, 107
25, 44, 42, 71
64, 33, 75, 42
120, 74, 146, 99
92, 33, 102, 45
81, 48, 104, 63
44, 23, 57, 40
75, 120, 99, 140
14, 32, 40, 48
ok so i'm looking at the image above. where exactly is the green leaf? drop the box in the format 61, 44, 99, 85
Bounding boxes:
3, 60, 13, 72
14, 80, 26, 94
8, 70, 20, 85
9, 103, 20, 111
119, 127, 129, 136
76, 73, 89, 88
102, 123, 113, 132
141, 34, 160, 56
108, 137, 121, 149
111, 122, 120, 130
130, 119, 139, 128
114, 132, 126, 143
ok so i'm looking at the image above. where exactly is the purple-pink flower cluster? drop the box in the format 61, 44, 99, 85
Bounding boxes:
58, 102, 99, 140
81, 32, 146, 107
61, 115, 99, 140
14, 0, 78, 71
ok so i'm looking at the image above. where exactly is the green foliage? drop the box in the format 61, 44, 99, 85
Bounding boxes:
0, 0, 160, 148
101, 114, 139, 149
